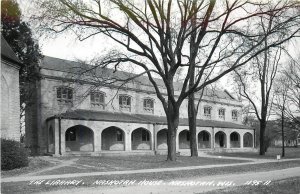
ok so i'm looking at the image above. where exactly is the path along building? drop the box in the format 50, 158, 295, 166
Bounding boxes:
26, 56, 255, 156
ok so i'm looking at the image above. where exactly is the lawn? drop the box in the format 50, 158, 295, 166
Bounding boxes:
36, 155, 248, 175
1, 157, 55, 178
206, 176, 300, 194
2, 160, 300, 194
209, 147, 300, 159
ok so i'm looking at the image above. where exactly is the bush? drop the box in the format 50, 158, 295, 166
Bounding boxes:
1, 138, 29, 170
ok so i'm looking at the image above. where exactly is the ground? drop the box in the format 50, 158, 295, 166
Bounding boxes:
1, 147, 300, 194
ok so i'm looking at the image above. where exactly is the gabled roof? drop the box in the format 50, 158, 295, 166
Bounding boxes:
41, 56, 236, 100
47, 109, 252, 129
1, 35, 22, 66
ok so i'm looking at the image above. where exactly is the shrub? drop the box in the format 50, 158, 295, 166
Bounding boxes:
1, 138, 29, 170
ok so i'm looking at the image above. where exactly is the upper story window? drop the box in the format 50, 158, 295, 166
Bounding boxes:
143, 98, 154, 114
204, 106, 212, 119
57, 86, 73, 104
218, 108, 225, 120
119, 95, 131, 112
232, 110, 238, 121
90, 91, 105, 109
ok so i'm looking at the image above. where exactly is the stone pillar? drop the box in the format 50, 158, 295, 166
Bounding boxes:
60, 120, 66, 155
176, 130, 180, 152
151, 124, 155, 151
226, 132, 230, 149
240, 132, 244, 148
125, 130, 131, 151
54, 119, 60, 156
211, 127, 215, 149
94, 129, 101, 152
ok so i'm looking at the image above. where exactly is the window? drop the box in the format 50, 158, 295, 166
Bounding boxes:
232, 110, 238, 121
90, 91, 105, 109
116, 130, 123, 141
143, 98, 154, 114
142, 129, 150, 141
204, 106, 212, 119
230, 133, 239, 141
202, 132, 209, 141
218, 108, 225, 120
119, 95, 131, 112
66, 128, 76, 141
57, 86, 73, 104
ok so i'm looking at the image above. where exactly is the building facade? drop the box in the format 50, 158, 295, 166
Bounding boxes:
26, 56, 255, 156
1, 36, 22, 141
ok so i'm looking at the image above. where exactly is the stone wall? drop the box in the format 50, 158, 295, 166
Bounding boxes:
1, 60, 20, 141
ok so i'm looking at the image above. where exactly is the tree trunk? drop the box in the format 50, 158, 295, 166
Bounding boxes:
166, 101, 179, 161
281, 107, 285, 157
188, 93, 198, 157
259, 119, 266, 155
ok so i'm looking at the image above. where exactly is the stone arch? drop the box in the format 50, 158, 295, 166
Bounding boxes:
243, 132, 253, 147
1, 75, 9, 133
131, 127, 151, 150
215, 131, 226, 148
198, 130, 211, 148
48, 126, 55, 153
157, 128, 168, 150
101, 126, 125, 151
230, 131, 240, 148
65, 125, 94, 152
179, 130, 190, 149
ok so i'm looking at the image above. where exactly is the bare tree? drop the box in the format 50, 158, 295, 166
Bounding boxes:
33, 0, 300, 160
233, 24, 286, 156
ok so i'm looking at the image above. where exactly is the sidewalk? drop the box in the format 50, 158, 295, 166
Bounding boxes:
1, 157, 299, 183
40, 166, 300, 194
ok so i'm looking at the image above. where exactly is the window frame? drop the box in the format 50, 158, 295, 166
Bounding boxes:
232, 110, 238, 121
56, 86, 73, 104
119, 94, 132, 112
204, 106, 212, 119
218, 108, 225, 120
143, 98, 154, 114
90, 91, 105, 109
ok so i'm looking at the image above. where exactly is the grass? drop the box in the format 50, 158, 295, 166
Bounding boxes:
206, 176, 300, 194
209, 147, 300, 159
36, 155, 248, 175
2, 160, 300, 194
1, 157, 55, 178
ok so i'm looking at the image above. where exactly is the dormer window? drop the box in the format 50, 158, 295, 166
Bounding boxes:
119, 95, 131, 112
218, 108, 225, 120
57, 86, 73, 104
204, 106, 212, 119
143, 98, 154, 114
232, 110, 238, 121
90, 91, 105, 109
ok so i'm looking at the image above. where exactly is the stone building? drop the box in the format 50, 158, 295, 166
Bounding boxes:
1, 36, 22, 141
26, 56, 255, 156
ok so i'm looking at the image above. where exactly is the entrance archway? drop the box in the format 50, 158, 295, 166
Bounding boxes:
131, 128, 151, 150
179, 130, 190, 149
198, 130, 211, 148
215, 131, 226, 148
230, 132, 240, 148
157, 129, 168, 150
243, 132, 253, 147
65, 125, 94, 152
102, 126, 125, 150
